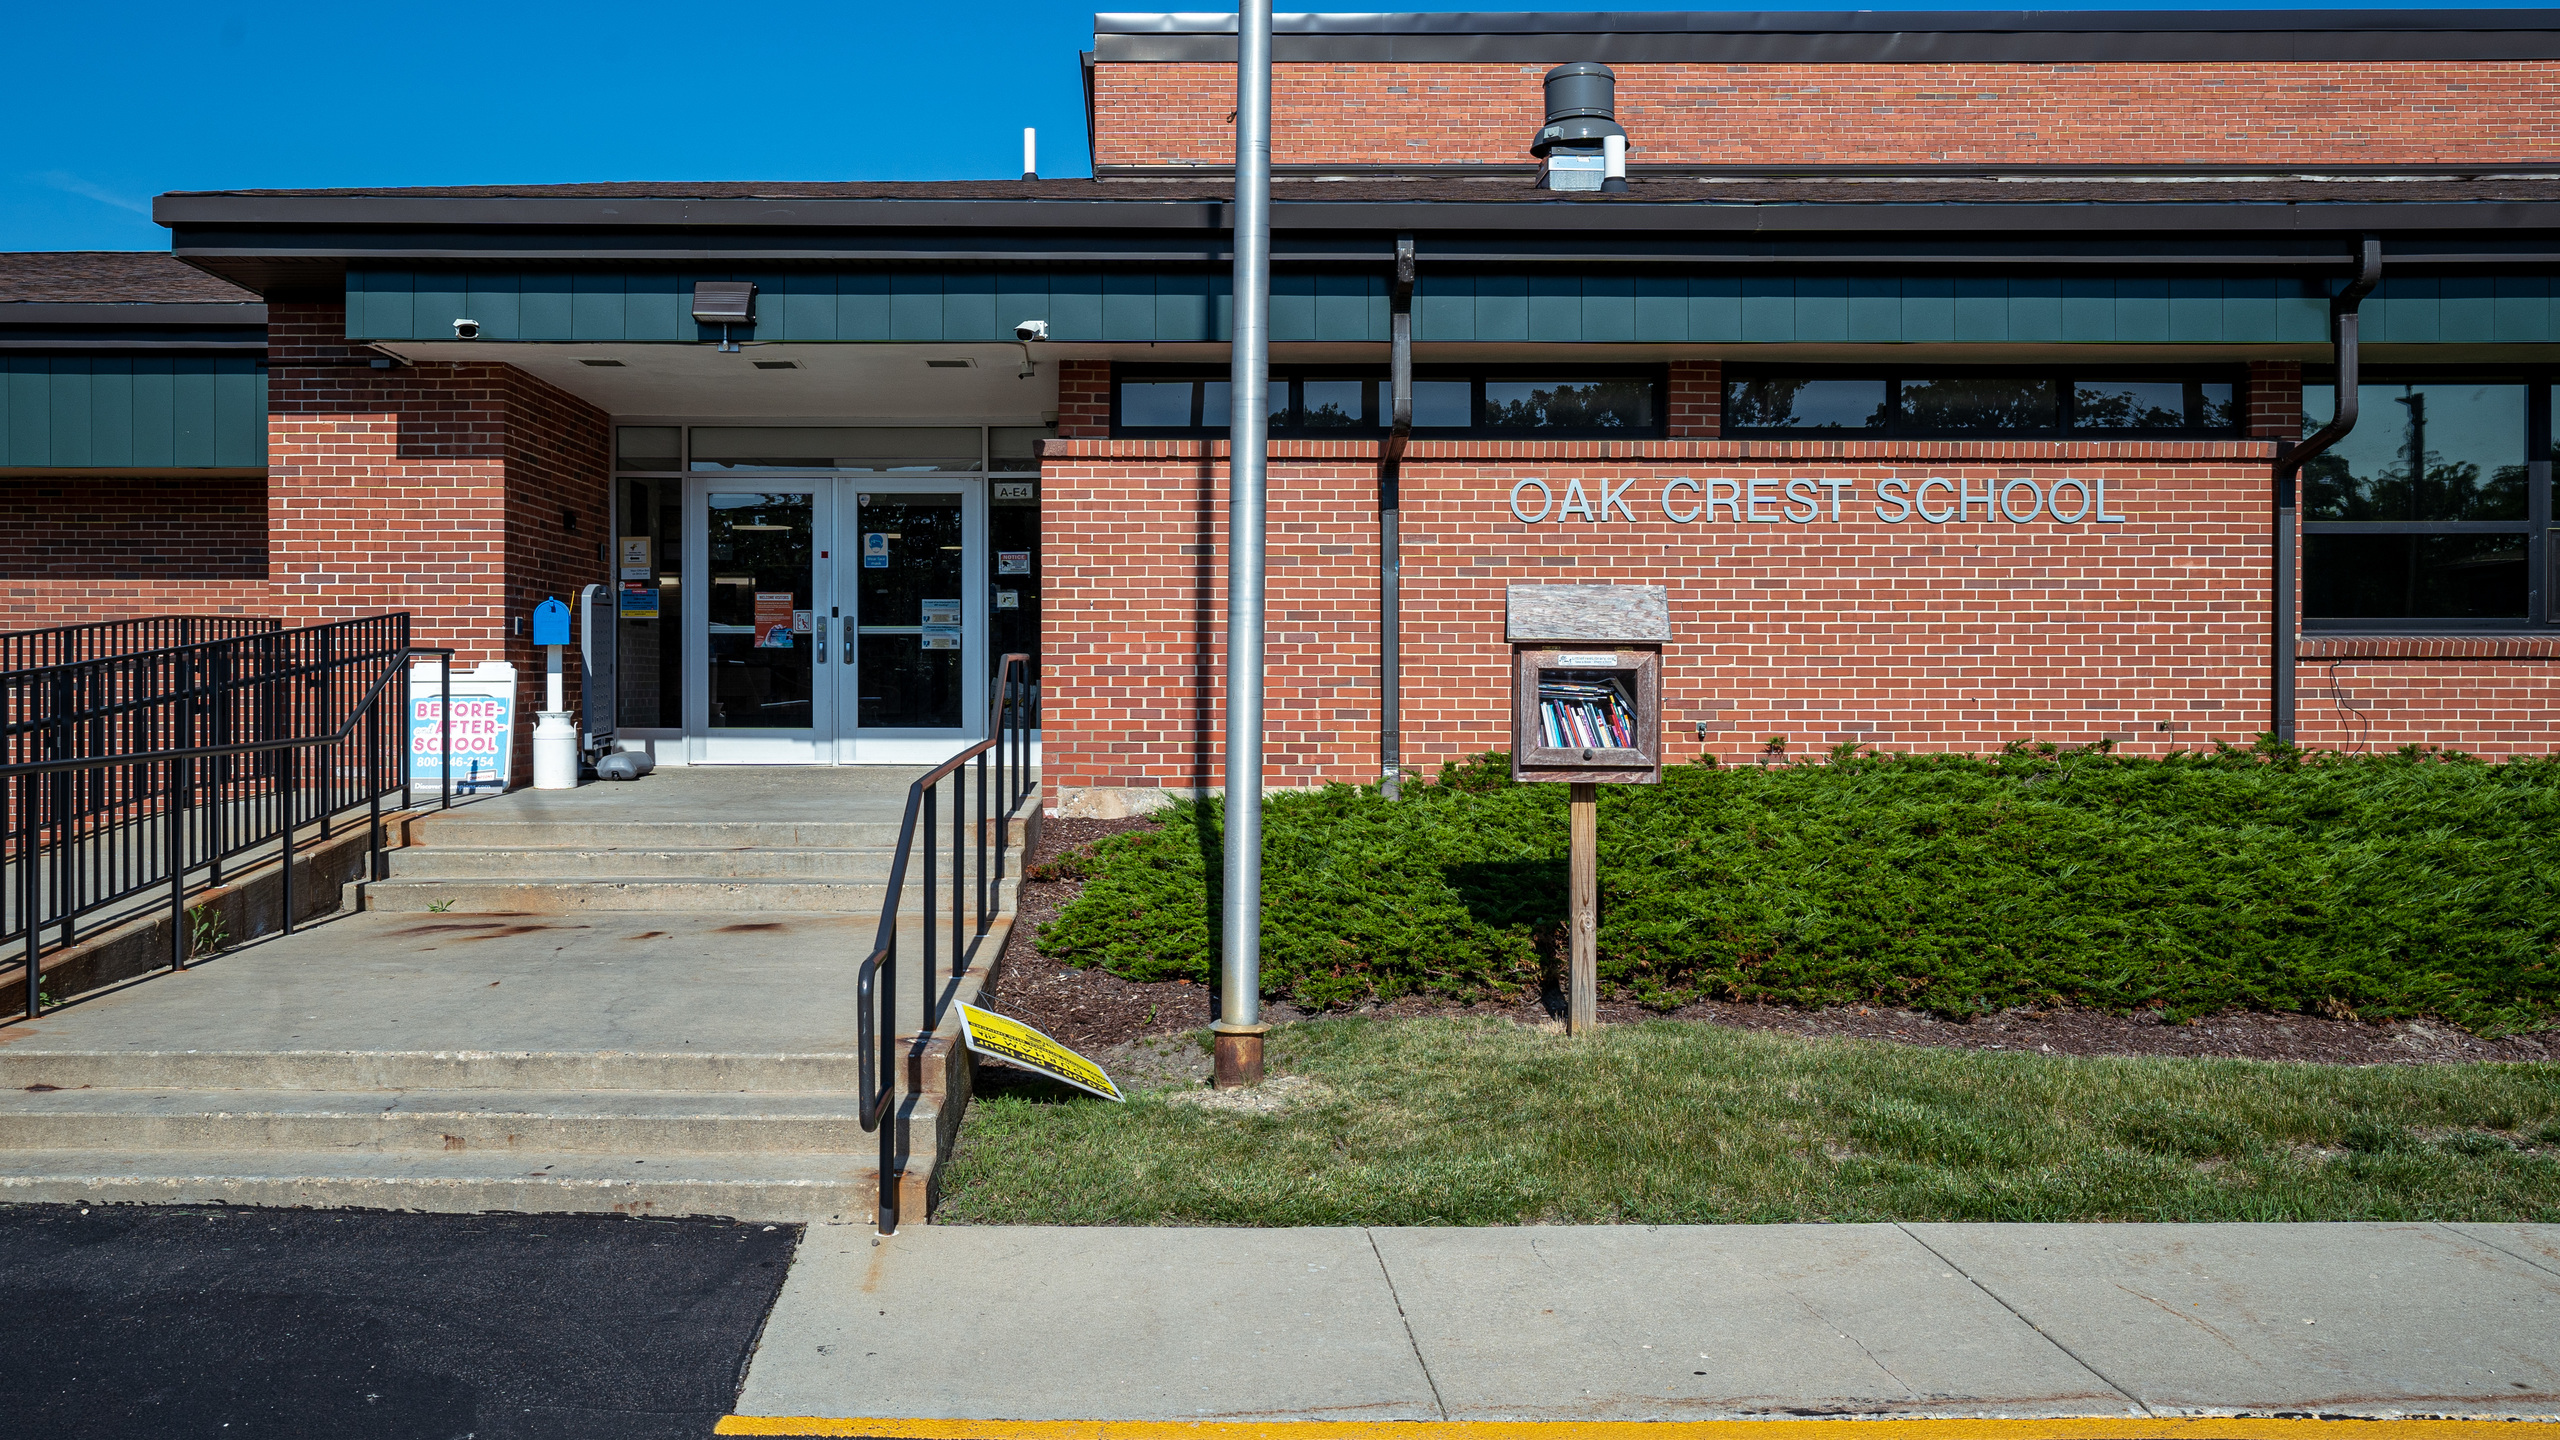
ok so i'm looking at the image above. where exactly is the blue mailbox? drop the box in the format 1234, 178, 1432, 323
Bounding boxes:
531, 597, 572, 647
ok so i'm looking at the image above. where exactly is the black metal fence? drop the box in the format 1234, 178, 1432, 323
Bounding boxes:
1, 614, 417, 1018
0, 615, 278, 675
860, 652, 1038, 1234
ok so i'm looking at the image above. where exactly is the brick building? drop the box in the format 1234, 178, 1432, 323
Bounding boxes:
5, 10, 2557, 807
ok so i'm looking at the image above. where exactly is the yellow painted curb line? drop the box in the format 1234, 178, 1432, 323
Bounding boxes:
715, 1418, 2560, 1440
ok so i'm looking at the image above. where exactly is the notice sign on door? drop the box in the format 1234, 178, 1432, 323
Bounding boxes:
920, 599, 962, 625
619, 537, 652, 580
754, 592, 796, 648
863, 532, 890, 569
618, 581, 659, 619
997, 551, 1031, 576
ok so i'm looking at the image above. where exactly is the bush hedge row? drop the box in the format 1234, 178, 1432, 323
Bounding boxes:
1036, 743, 2560, 1033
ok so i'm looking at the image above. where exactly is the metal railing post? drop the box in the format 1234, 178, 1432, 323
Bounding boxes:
921, 782, 937, 1029
168, 754, 186, 971
19, 773, 36, 1017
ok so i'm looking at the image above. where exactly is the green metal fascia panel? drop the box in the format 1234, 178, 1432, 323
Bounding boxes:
342, 270, 2560, 349
0, 356, 264, 469
48, 361, 93, 468
131, 362, 176, 468
2493, 275, 2552, 343
85, 360, 133, 469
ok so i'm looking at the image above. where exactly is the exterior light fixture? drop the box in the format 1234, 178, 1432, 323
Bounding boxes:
692, 281, 757, 353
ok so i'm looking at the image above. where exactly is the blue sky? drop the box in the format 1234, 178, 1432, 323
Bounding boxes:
3, 1, 2499, 252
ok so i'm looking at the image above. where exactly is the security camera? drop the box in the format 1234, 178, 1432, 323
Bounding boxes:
452, 317, 481, 340
1014, 320, 1049, 343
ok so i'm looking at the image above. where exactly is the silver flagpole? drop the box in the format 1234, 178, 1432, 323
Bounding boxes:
1214, 0, 1272, 1088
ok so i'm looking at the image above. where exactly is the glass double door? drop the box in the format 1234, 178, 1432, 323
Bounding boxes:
685, 478, 987, 763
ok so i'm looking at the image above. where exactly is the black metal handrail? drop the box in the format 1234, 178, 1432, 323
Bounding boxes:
0, 616, 278, 675
1, 617, 428, 1020
858, 652, 1038, 1235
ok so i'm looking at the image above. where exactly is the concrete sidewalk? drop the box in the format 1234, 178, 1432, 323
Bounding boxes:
728, 1223, 2560, 1430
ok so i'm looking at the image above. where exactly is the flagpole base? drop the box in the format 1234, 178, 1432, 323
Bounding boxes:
1212, 1023, 1270, 1089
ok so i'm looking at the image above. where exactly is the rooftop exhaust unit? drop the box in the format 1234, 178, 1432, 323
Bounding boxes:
1531, 62, 1628, 193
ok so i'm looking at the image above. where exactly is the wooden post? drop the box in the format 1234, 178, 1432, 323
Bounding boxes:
1568, 780, 1597, 1035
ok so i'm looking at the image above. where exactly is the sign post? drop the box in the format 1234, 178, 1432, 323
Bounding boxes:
1507, 584, 1670, 1035
531, 596, 577, 790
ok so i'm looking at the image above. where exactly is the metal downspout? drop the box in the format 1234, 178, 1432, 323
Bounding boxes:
1214, 0, 1272, 1087
2270, 235, 2383, 743
1380, 234, 1414, 800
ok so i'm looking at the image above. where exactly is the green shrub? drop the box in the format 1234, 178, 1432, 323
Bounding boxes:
1039, 744, 2560, 1033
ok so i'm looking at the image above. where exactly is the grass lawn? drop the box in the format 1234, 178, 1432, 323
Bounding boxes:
937, 1017, 2560, 1226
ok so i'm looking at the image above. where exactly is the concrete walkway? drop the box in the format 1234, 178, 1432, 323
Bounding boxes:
727, 1223, 2560, 1430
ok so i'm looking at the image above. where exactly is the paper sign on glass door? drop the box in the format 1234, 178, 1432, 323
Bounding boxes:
754, 592, 796, 648
863, 533, 890, 569
619, 537, 652, 580
997, 551, 1031, 575
920, 599, 962, 625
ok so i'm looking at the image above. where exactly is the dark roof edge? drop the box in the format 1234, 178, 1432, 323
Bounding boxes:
1108, 162, 2560, 180
0, 301, 269, 326
1096, 10, 2560, 35
1092, 12, 2560, 62
153, 192, 2560, 234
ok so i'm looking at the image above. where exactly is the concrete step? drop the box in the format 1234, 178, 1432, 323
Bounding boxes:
0, 1148, 880, 1222
0, 1087, 919, 1156
357, 875, 1021, 915
404, 814, 1036, 851
384, 846, 919, 882
0, 1049, 884, 1094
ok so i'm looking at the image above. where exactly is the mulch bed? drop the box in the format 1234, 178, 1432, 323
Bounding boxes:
986, 814, 2560, 1067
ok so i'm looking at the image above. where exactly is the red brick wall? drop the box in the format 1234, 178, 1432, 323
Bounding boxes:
268, 304, 609, 776
1093, 61, 2560, 167
1058, 360, 1112, 439
0, 580, 272, 632
0, 475, 271, 628
1040, 433, 2557, 808
2294, 640, 2560, 758
1668, 361, 1719, 439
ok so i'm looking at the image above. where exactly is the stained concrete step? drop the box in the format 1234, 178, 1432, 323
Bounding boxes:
0, 1087, 918, 1155
384, 846, 918, 882
403, 815, 1035, 851
0, 1148, 879, 1222
0, 1049, 882, 1094
356, 875, 1020, 915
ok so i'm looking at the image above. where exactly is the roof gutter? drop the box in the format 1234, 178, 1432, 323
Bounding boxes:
2270, 233, 2383, 745
1379, 233, 1414, 801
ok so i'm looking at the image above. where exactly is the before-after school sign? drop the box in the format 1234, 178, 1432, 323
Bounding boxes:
1507, 474, 2131, 527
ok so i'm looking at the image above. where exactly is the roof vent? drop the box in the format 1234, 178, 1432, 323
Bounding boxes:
1531, 62, 1628, 193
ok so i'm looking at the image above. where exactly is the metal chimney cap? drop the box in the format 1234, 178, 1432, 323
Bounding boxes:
691, 281, 757, 326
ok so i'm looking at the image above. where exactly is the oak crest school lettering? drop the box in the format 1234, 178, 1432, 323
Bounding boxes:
1508, 476, 2133, 526
6, 9, 2558, 814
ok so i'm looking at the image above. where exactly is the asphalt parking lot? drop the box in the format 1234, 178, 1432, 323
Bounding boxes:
0, 1204, 797, 1439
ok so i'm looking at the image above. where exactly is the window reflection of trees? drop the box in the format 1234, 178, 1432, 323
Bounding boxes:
1724, 378, 1887, 430
1899, 377, 2059, 431
1484, 379, 1653, 430
2303, 385, 2529, 523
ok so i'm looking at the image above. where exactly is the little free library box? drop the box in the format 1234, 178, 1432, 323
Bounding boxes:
1510, 583, 1668, 785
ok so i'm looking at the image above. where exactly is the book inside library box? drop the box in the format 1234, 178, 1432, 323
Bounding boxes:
1537, 669, 1639, 752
